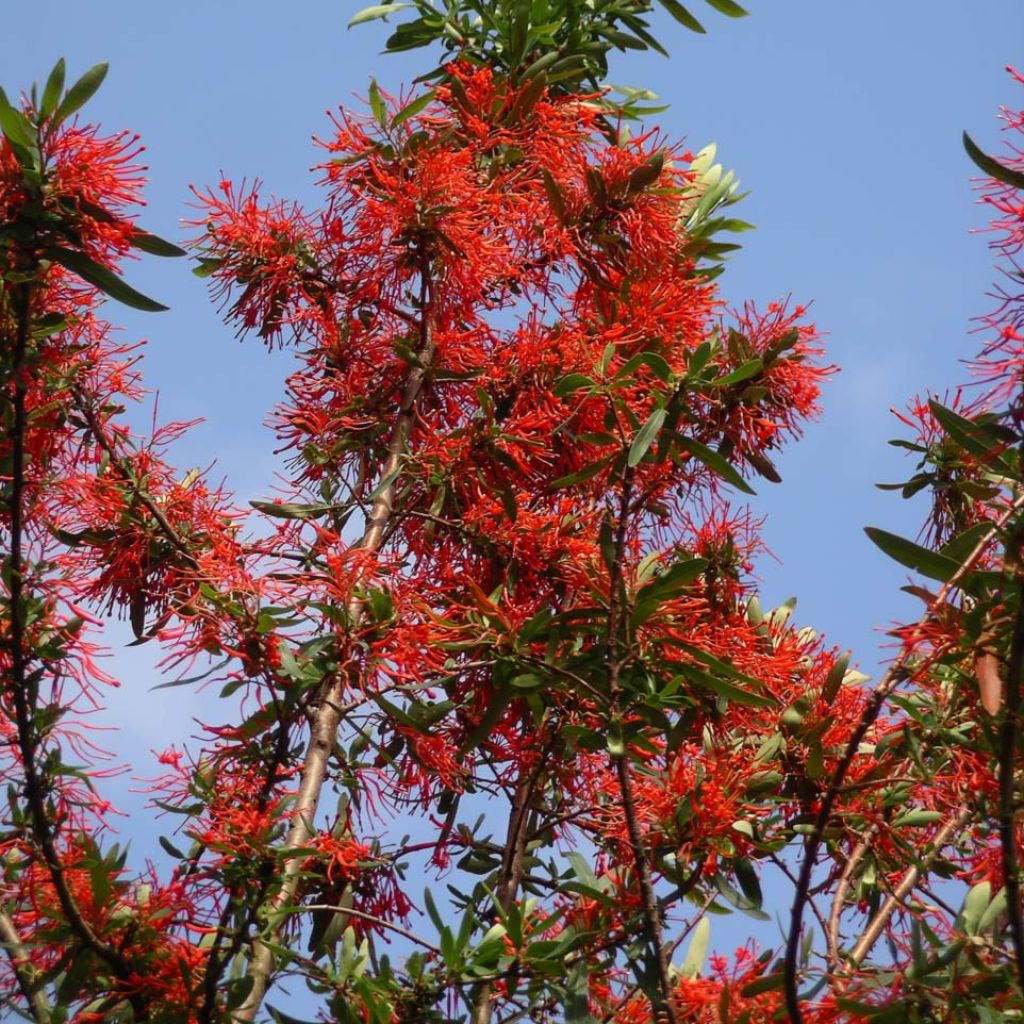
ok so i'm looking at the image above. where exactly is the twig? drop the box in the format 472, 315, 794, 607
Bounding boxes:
0, 910, 51, 1023
843, 807, 971, 971
999, 576, 1024, 991
826, 826, 878, 969
783, 494, 1024, 1024
72, 393, 201, 571
604, 467, 679, 1024
236, 274, 437, 1022
473, 760, 539, 1024
4, 288, 133, 982
297, 905, 440, 953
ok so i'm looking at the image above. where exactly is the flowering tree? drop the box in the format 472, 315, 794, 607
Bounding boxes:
1, 4, 1024, 1023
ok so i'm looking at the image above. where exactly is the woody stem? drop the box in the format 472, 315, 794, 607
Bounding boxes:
236, 276, 437, 1022
605, 468, 678, 1024
0, 909, 51, 1023
4, 286, 133, 986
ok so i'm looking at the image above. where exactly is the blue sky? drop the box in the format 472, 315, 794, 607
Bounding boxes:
5, 0, 1024, 979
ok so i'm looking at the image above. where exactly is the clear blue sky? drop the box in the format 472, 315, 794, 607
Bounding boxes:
6, 0, 1023, 974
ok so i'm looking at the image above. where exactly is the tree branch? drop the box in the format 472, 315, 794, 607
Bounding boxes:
603, 467, 678, 1024
236, 276, 437, 1022
4, 287, 132, 983
842, 808, 970, 972
0, 910, 51, 1024
783, 496, 1024, 1024
999, 576, 1024, 991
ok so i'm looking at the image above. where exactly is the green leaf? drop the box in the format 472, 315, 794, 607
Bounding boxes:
192, 257, 224, 278
368, 78, 387, 125
647, 557, 709, 594
553, 373, 595, 397
677, 664, 774, 708
704, 0, 748, 16
627, 151, 665, 194
864, 527, 961, 583
349, 2, 413, 27
734, 858, 762, 909
928, 400, 1004, 459
268, 1007, 323, 1024
49, 247, 168, 312
740, 973, 784, 997
390, 88, 436, 128
892, 809, 943, 827
130, 230, 187, 258
978, 886, 1007, 933
963, 131, 1024, 190
822, 651, 850, 703
961, 881, 991, 936
565, 961, 598, 1024
632, 558, 708, 625
550, 453, 615, 489
250, 500, 333, 519
0, 90, 36, 152
158, 835, 186, 859
628, 407, 666, 467
606, 722, 625, 757
521, 53, 559, 81
713, 872, 770, 920
54, 62, 108, 126
542, 169, 567, 222
677, 435, 755, 494
422, 886, 444, 933
658, 0, 706, 32
41, 58, 66, 118
679, 917, 710, 979
715, 357, 762, 387
616, 350, 673, 383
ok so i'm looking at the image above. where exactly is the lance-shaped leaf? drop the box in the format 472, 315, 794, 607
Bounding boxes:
864, 527, 962, 583
676, 664, 775, 708
53, 62, 108, 126
659, 0, 706, 32
676, 435, 755, 494
628, 407, 666, 466
390, 88, 436, 128
349, 2, 413, 27
963, 131, 1024, 190
49, 247, 169, 312
705, 0, 748, 16
679, 917, 710, 979
40, 58, 66, 118
131, 230, 187, 258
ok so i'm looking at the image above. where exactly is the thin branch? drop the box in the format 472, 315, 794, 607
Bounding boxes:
474, 728, 550, 1024
71, 393, 201, 571
604, 466, 678, 1024
236, 273, 437, 1022
843, 807, 971, 971
4, 288, 131, 980
0, 910, 51, 1023
297, 905, 440, 953
999, 576, 1024, 991
826, 826, 878, 969
784, 494, 1024, 1024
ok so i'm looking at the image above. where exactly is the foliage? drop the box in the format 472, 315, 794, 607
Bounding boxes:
1, 13, 1024, 1024
349, 0, 748, 99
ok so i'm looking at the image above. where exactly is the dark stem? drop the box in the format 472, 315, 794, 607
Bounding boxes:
4, 288, 134, 987
196, 707, 293, 1024
473, 733, 546, 1024
604, 467, 678, 1024
782, 499, 1022, 1024
999, 577, 1024, 992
